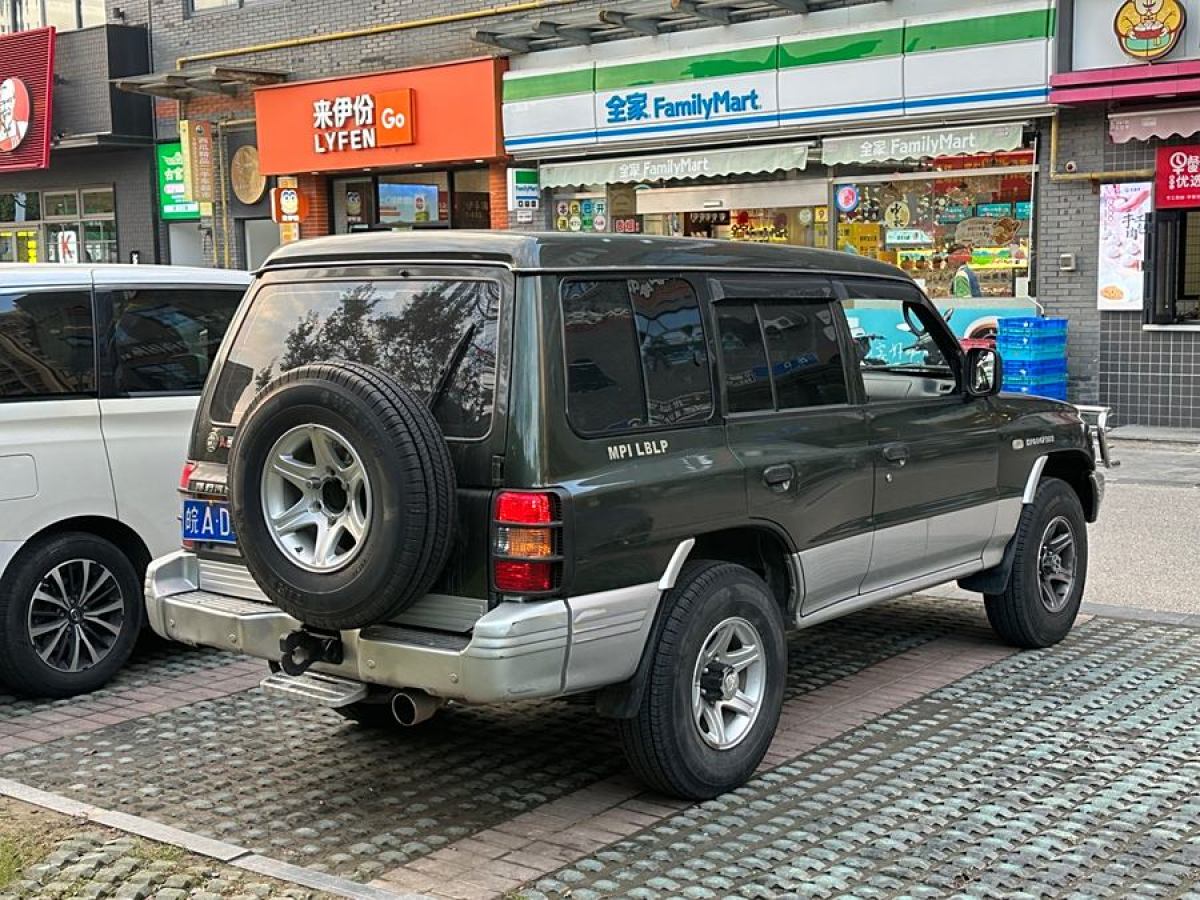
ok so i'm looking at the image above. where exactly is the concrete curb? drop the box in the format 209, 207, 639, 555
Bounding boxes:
0, 777, 423, 900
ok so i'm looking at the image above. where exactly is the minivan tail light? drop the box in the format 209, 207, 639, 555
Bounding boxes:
492, 491, 564, 595
179, 460, 197, 492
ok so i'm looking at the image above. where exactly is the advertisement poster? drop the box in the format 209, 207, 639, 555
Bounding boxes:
1097, 181, 1151, 311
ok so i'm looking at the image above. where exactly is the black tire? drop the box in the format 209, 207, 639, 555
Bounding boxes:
985, 477, 1088, 649
229, 361, 456, 630
0, 533, 144, 698
618, 561, 786, 800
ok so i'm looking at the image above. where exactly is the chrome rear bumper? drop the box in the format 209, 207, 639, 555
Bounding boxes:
145, 551, 660, 704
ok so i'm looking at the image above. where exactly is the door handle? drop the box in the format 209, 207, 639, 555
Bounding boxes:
763, 464, 795, 491
881, 443, 909, 466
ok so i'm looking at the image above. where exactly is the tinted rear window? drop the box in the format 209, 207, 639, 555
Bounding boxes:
0, 289, 95, 400
211, 278, 500, 438
561, 277, 713, 435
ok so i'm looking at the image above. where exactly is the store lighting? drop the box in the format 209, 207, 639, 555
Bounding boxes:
703, 200, 724, 208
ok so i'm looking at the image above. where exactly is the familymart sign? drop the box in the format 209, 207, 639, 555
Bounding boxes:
502, 3, 1054, 153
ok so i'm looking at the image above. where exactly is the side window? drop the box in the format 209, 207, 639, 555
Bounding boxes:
715, 298, 849, 413
0, 290, 96, 400
837, 278, 958, 402
108, 288, 243, 394
561, 277, 713, 435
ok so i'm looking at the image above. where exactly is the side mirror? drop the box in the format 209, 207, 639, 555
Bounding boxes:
965, 346, 1002, 398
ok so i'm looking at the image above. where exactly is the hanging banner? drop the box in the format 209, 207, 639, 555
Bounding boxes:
1097, 182, 1151, 312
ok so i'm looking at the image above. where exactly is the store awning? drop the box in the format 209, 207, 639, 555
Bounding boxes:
1109, 107, 1200, 144
821, 122, 1026, 165
114, 67, 287, 100
540, 142, 810, 189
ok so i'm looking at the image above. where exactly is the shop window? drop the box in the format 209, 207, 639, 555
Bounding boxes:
83, 220, 118, 263
108, 288, 243, 394
1146, 211, 1200, 325
190, 0, 237, 12
716, 299, 848, 413
0, 192, 40, 222
81, 189, 114, 216
3, 0, 98, 30
0, 290, 95, 400
44, 224, 81, 264
561, 277, 713, 435
212, 278, 500, 438
833, 154, 1034, 300
378, 173, 449, 227
43, 192, 78, 219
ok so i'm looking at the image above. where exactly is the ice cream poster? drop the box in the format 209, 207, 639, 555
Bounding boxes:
1097, 182, 1151, 312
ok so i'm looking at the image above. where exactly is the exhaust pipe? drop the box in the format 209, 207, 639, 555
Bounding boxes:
390, 689, 444, 727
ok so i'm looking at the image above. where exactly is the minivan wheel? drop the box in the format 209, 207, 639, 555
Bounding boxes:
229, 361, 456, 630
985, 477, 1088, 649
617, 561, 786, 800
0, 533, 143, 698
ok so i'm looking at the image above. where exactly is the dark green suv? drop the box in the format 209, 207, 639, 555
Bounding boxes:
146, 233, 1106, 799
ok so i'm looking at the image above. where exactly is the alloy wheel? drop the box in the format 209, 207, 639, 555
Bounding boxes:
691, 615, 767, 751
1037, 515, 1077, 613
27, 559, 125, 673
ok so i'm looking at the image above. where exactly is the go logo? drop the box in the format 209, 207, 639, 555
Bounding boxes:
376, 88, 415, 147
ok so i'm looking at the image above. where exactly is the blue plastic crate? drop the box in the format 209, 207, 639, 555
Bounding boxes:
1003, 358, 1068, 380
997, 340, 1067, 361
998, 316, 1068, 337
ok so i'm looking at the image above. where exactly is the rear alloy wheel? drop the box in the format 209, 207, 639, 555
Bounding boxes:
618, 561, 786, 800
0, 533, 143, 697
985, 477, 1088, 649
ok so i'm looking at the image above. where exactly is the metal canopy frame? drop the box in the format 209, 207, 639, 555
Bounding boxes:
113, 66, 287, 100
474, 0, 882, 53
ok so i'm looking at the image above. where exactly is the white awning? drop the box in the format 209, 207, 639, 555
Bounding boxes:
540, 143, 810, 189
635, 180, 826, 215
822, 122, 1026, 165
1109, 107, 1200, 144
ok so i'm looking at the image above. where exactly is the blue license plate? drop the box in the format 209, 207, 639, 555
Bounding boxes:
182, 499, 237, 544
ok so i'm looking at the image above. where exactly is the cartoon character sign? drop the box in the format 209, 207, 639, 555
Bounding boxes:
1114, 0, 1186, 61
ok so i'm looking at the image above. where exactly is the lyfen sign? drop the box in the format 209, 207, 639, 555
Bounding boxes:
0, 28, 55, 173
311, 88, 413, 155
1156, 145, 1200, 208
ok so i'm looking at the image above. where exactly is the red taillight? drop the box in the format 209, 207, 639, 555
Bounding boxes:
179, 460, 198, 492
492, 491, 562, 595
495, 491, 554, 524
494, 560, 555, 593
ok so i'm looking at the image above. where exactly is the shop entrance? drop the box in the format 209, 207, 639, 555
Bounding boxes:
330, 168, 492, 233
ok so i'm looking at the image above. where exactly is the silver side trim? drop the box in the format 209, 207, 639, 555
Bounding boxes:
795, 559, 983, 630
260, 671, 368, 708
657, 539, 696, 590
197, 558, 487, 633
1023, 455, 1049, 503
564, 583, 662, 693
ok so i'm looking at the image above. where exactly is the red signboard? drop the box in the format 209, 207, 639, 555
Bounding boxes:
1156, 145, 1200, 209
0, 28, 55, 173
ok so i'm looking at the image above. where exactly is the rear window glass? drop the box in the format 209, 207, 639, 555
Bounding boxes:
0, 289, 95, 400
211, 278, 500, 438
561, 277, 713, 435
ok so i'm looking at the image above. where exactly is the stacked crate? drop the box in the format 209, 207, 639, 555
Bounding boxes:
997, 317, 1068, 401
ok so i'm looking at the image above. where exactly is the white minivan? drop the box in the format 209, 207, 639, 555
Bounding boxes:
0, 265, 249, 697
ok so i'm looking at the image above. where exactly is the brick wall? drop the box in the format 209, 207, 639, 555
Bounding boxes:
298, 174, 330, 238
1037, 106, 1200, 428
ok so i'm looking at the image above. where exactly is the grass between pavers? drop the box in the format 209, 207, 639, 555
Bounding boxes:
0, 796, 331, 899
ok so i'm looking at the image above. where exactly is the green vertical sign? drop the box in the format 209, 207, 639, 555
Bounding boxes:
157, 142, 200, 221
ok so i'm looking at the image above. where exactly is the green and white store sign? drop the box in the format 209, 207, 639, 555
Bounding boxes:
503, 1, 1055, 155
157, 141, 200, 221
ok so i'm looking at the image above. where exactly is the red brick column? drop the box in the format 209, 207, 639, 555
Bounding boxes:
489, 161, 509, 231
298, 173, 330, 238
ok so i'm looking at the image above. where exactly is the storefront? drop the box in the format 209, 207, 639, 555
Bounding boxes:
0, 26, 156, 264
1046, 0, 1200, 427
253, 58, 508, 235
502, 0, 1053, 340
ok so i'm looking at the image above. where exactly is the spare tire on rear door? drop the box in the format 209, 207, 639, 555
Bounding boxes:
228, 361, 456, 630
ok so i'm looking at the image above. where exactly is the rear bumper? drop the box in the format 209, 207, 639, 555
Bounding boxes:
145, 551, 660, 704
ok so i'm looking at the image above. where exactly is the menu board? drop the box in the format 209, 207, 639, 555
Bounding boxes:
1097, 182, 1151, 312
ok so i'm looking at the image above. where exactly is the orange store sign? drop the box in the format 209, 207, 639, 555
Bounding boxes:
255, 59, 503, 176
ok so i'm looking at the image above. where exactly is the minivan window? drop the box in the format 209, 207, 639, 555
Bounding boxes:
561, 277, 713, 435
0, 290, 95, 400
211, 278, 500, 438
108, 288, 243, 394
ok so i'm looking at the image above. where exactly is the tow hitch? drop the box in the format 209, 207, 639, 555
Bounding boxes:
279, 629, 344, 676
